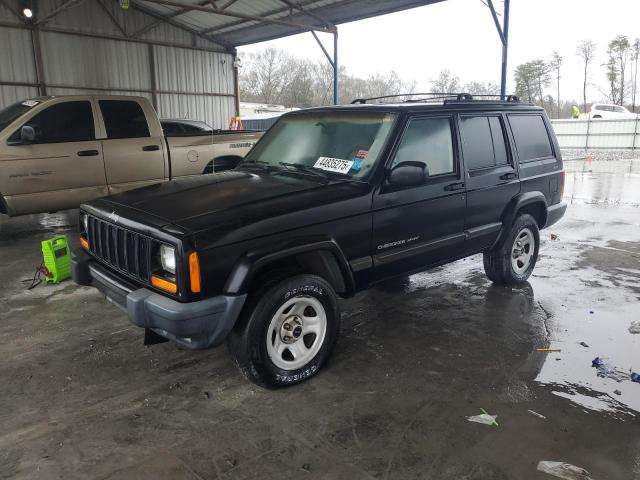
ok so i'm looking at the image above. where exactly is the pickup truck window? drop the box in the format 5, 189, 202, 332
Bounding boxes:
99, 100, 150, 139
9, 101, 94, 144
243, 112, 397, 178
391, 117, 455, 176
460, 116, 509, 170
508, 114, 553, 162
0, 100, 37, 133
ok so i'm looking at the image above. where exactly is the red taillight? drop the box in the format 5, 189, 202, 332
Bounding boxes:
559, 171, 565, 197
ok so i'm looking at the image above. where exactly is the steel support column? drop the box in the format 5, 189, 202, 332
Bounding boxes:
311, 29, 339, 105
30, 27, 46, 96
487, 0, 510, 99
333, 30, 338, 105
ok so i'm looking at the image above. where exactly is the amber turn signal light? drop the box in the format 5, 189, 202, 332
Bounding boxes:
80, 236, 90, 250
189, 252, 201, 293
152, 275, 177, 294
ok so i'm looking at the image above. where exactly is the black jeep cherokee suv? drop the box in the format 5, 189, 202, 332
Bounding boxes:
72, 94, 567, 388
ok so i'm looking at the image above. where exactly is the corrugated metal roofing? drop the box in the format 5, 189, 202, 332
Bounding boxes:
136, 0, 445, 46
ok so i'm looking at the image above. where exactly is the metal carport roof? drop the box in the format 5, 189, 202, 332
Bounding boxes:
134, 0, 446, 47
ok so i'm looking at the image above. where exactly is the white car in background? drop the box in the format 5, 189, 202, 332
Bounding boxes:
589, 103, 639, 119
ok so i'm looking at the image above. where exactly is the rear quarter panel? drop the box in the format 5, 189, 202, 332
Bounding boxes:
168, 131, 263, 178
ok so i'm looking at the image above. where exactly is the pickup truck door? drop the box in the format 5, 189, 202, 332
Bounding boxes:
371, 115, 467, 282
0, 98, 107, 215
459, 114, 520, 253
96, 98, 167, 194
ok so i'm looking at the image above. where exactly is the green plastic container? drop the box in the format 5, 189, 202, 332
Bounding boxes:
41, 235, 71, 283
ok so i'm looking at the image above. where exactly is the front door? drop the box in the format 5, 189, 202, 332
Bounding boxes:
372, 115, 467, 282
459, 114, 520, 253
0, 99, 107, 215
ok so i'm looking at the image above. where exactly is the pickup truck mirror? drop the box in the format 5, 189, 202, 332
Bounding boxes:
20, 125, 36, 144
387, 161, 429, 187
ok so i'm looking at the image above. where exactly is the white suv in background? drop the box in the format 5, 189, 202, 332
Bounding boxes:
589, 104, 638, 119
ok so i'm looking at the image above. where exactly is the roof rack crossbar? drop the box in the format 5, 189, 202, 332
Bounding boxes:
350, 93, 520, 105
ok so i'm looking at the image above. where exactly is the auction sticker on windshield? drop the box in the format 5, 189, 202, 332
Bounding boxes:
314, 156, 354, 174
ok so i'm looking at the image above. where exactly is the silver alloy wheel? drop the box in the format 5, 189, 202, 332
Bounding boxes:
511, 227, 535, 275
266, 296, 327, 371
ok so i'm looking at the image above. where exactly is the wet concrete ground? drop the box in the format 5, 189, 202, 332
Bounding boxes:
1, 157, 639, 479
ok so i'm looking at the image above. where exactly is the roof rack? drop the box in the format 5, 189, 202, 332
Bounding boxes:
350, 93, 520, 105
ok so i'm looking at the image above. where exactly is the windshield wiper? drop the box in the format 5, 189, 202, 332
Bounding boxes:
240, 159, 273, 171
278, 162, 330, 180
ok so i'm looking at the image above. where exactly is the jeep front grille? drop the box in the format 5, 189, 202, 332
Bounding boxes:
85, 215, 151, 282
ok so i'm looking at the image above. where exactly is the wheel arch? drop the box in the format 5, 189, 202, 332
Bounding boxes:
224, 238, 355, 298
203, 155, 244, 174
493, 192, 548, 248
0, 193, 9, 215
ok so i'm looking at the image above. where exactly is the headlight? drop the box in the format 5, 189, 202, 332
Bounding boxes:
80, 213, 89, 233
159, 244, 176, 275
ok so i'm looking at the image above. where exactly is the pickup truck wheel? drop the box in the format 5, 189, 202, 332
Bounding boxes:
483, 214, 540, 285
227, 274, 340, 388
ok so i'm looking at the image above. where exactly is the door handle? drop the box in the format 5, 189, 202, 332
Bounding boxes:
77, 150, 99, 157
142, 145, 160, 152
500, 172, 517, 180
444, 181, 465, 191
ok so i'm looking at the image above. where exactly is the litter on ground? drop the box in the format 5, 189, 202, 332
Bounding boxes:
467, 408, 498, 426
629, 321, 640, 334
537, 461, 594, 480
528, 410, 546, 419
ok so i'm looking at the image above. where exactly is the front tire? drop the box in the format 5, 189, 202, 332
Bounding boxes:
483, 214, 540, 285
227, 274, 340, 388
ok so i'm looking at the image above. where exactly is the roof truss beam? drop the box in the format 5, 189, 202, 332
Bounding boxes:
139, 0, 335, 34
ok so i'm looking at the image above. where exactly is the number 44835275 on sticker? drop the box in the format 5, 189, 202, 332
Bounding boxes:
313, 157, 354, 174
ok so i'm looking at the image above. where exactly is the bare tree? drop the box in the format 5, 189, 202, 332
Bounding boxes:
550, 52, 563, 118
632, 38, 640, 112
430, 70, 461, 93
514, 60, 551, 107
576, 40, 596, 111
606, 35, 631, 105
463, 81, 500, 96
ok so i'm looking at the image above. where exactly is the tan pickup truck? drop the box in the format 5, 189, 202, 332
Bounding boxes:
0, 95, 262, 216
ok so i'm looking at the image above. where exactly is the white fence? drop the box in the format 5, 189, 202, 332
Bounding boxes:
550, 118, 640, 150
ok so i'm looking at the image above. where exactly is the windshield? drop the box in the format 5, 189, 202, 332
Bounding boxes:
242, 111, 397, 179
0, 100, 40, 133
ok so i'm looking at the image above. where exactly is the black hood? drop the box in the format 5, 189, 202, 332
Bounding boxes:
90, 169, 372, 248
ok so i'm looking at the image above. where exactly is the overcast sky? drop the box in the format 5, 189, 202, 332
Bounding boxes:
239, 0, 640, 104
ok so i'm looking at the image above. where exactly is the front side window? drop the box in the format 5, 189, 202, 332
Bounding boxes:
0, 100, 39, 133
10, 101, 94, 144
508, 114, 553, 162
243, 111, 397, 179
99, 100, 150, 139
460, 115, 509, 170
391, 117, 455, 176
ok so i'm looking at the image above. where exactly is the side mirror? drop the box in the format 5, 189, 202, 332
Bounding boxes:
387, 161, 429, 187
20, 125, 36, 144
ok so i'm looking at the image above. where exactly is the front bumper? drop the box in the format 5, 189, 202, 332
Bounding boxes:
545, 201, 567, 228
72, 249, 246, 349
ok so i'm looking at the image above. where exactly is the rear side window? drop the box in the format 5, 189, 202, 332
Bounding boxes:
508, 115, 553, 162
11, 101, 94, 144
99, 100, 150, 139
392, 117, 455, 176
460, 116, 509, 170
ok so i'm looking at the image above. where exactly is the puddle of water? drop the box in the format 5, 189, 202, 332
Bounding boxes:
563, 158, 640, 206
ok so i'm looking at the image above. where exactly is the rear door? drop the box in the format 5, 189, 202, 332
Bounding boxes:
459, 113, 520, 253
97, 98, 167, 194
0, 98, 107, 215
371, 115, 467, 281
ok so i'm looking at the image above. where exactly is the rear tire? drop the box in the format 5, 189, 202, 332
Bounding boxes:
483, 214, 540, 285
227, 274, 340, 388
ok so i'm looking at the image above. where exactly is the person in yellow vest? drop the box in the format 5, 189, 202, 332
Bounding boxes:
572, 105, 580, 119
